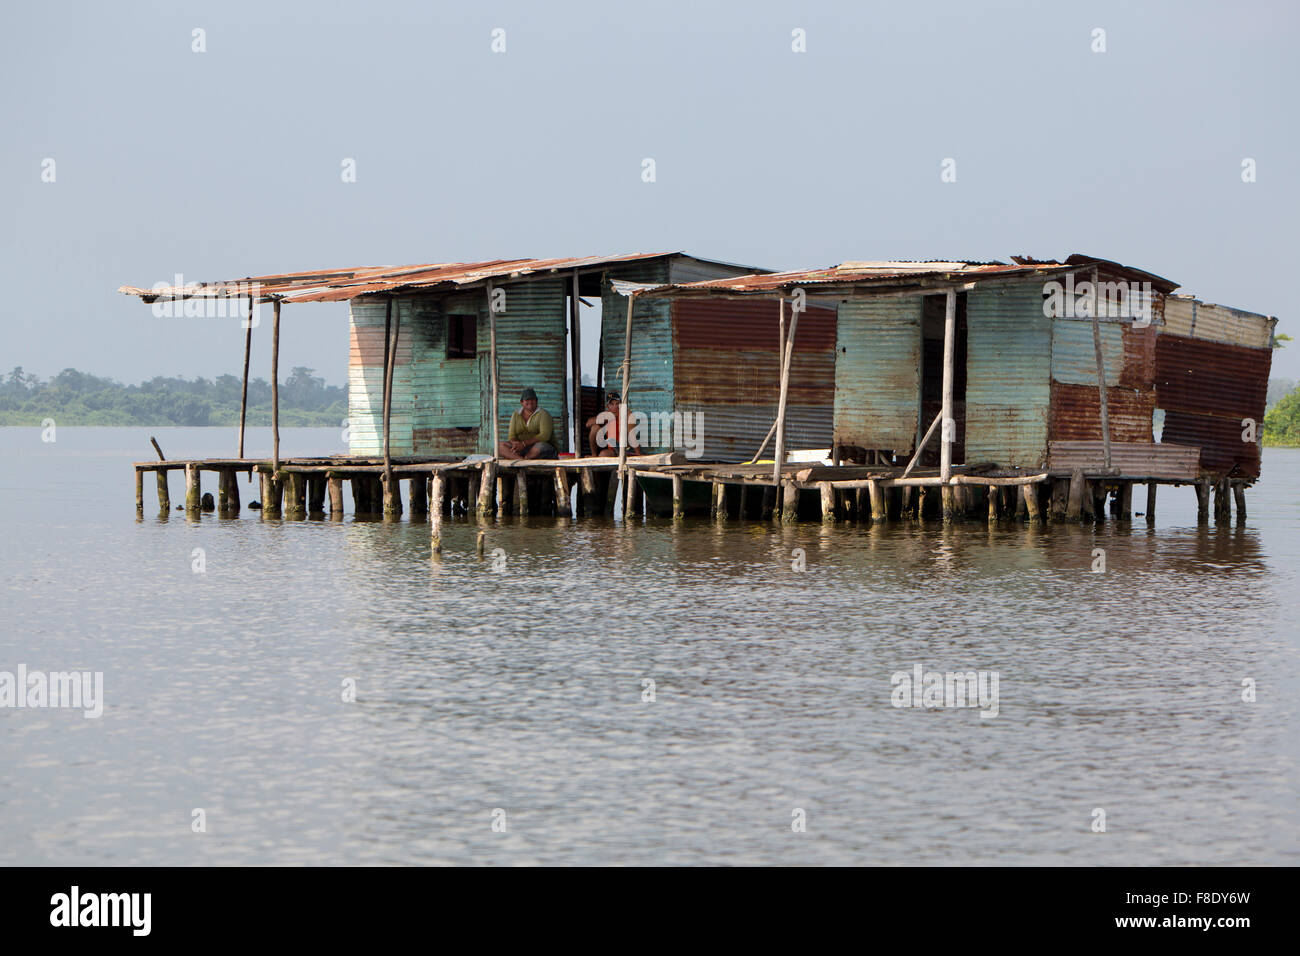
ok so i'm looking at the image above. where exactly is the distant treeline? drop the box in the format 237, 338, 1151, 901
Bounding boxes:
0, 366, 347, 426
1263, 378, 1300, 447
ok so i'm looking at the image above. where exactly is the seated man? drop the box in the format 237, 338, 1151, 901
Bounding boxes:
498, 388, 558, 460
585, 390, 644, 458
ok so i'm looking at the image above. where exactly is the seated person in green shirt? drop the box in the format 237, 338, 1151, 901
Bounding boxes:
499, 387, 558, 460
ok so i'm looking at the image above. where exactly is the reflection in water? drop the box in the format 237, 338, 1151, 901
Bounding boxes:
0, 428, 1296, 865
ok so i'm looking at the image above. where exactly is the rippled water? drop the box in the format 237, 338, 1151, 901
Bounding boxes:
1, 427, 1297, 865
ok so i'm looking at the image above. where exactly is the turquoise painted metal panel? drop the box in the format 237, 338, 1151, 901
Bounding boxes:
1051, 317, 1124, 386
402, 295, 481, 455
601, 260, 675, 449
965, 281, 1053, 468
833, 296, 923, 450
491, 279, 569, 453
347, 298, 417, 455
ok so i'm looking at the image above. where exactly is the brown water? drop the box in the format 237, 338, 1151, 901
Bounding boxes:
1, 427, 1297, 864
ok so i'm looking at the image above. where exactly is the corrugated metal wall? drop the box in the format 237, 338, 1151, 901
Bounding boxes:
347, 297, 414, 456
833, 296, 923, 451
1164, 296, 1273, 349
1155, 333, 1270, 478
1048, 315, 1156, 447
408, 292, 483, 457
965, 281, 1052, 468
602, 260, 675, 449
673, 298, 836, 460
490, 279, 569, 454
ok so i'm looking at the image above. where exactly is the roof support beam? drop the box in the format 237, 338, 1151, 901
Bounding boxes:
237, 293, 253, 459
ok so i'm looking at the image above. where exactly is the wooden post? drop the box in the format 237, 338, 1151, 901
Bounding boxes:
229, 469, 241, 514
217, 468, 230, 514
772, 297, 801, 488
271, 299, 281, 472
570, 272, 582, 456
184, 463, 201, 514
409, 474, 428, 516
135, 470, 144, 513
1022, 482, 1041, 521
238, 293, 253, 458
988, 484, 1000, 522
869, 479, 886, 522
477, 460, 497, 517
1146, 482, 1157, 524
617, 292, 635, 509
712, 481, 726, 520
488, 281, 501, 463
156, 469, 171, 514
1214, 478, 1231, 525
554, 468, 570, 518
307, 476, 324, 515
1195, 479, 1209, 524
820, 481, 835, 523
939, 288, 957, 519
430, 472, 444, 553
1118, 482, 1132, 521
603, 468, 619, 516
351, 476, 368, 515
578, 467, 596, 518
781, 479, 799, 523
288, 473, 307, 519
497, 472, 508, 516
738, 484, 751, 519
382, 297, 400, 517
328, 475, 344, 517
627, 472, 643, 518
1089, 267, 1112, 472
1233, 483, 1246, 523
761, 485, 776, 521
1066, 467, 1085, 520
671, 474, 684, 520
515, 471, 530, 517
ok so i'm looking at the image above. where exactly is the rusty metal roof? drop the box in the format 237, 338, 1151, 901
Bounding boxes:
632, 254, 1180, 299
119, 252, 747, 304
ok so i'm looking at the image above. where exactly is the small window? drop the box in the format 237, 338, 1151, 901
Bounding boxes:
447, 314, 477, 359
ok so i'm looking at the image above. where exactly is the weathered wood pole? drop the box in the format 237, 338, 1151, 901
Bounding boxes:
554, 467, 570, 518
570, 272, 582, 456
1118, 482, 1133, 521
772, 296, 801, 488
488, 281, 501, 465
1090, 267, 1112, 471
868, 479, 886, 522
671, 474, 684, 520
617, 292, 635, 509
988, 484, 1000, 522
1233, 483, 1246, 523
1214, 478, 1231, 525
820, 481, 836, 523
781, 479, 799, 524
712, 481, 726, 520
282, 473, 303, 519
577, 467, 596, 518
515, 471, 530, 517
229, 469, 241, 514
1066, 467, 1085, 520
939, 288, 958, 519
217, 469, 230, 514
627, 472, 643, 518
477, 460, 497, 517
308, 476, 326, 515
328, 475, 344, 518
184, 463, 201, 514
430, 472, 445, 553
238, 293, 253, 458
381, 296, 401, 517
351, 476, 369, 515
761, 485, 776, 521
135, 469, 144, 514
1194, 479, 1209, 524
408, 474, 428, 516
1022, 482, 1041, 521
271, 299, 281, 472
1146, 482, 1157, 524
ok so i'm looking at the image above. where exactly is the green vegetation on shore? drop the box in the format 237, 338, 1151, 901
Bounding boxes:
0, 366, 347, 427
1263, 385, 1300, 447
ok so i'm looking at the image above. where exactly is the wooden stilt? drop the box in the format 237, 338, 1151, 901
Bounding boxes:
516, 472, 530, 517
1066, 467, 1084, 521
988, 484, 1000, 522
351, 477, 368, 515
238, 293, 254, 458
856, 486, 869, 522
184, 464, 201, 514
156, 470, 170, 514
738, 484, 750, 519
1195, 479, 1209, 524
328, 475, 344, 517
409, 474, 428, 516
1146, 481, 1157, 524
1233, 483, 1246, 523
820, 481, 835, 523
265, 471, 283, 519
869, 479, 886, 522
217, 469, 230, 515
1118, 482, 1133, 521
578, 467, 596, 518
135, 470, 144, 514
761, 485, 776, 520
228, 469, 240, 514
284, 473, 305, 519
476, 460, 496, 517
1214, 478, 1231, 525
627, 472, 643, 519
308, 476, 325, 515
712, 481, 726, 520
554, 468, 570, 518
672, 474, 684, 520
468, 472, 481, 516
1092, 483, 1108, 522
781, 479, 799, 523
1023, 482, 1041, 521
1049, 479, 1067, 520
603, 468, 619, 516
430, 472, 444, 553
271, 300, 281, 473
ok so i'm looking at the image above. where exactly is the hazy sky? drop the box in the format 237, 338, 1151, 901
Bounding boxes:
4, 0, 1297, 387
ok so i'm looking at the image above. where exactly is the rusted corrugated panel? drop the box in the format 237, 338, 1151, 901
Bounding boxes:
1049, 383, 1154, 443
1160, 412, 1260, 478
347, 297, 413, 456
833, 296, 923, 450
1120, 322, 1156, 389
602, 260, 675, 441
492, 279, 569, 453
1155, 334, 1270, 421
965, 281, 1052, 468
674, 348, 832, 406
1047, 441, 1200, 479
1164, 295, 1273, 348
1050, 317, 1124, 386
673, 298, 837, 351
